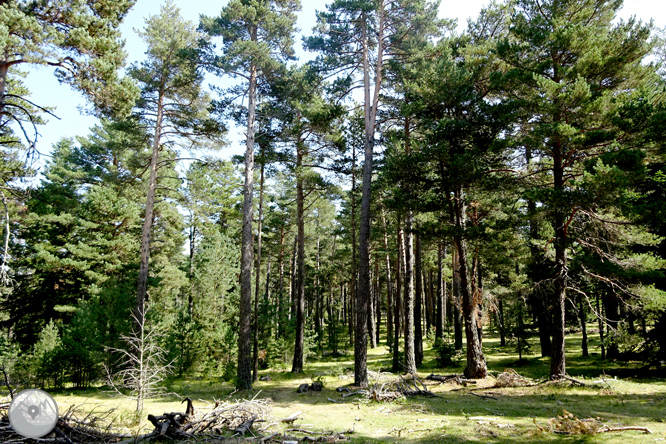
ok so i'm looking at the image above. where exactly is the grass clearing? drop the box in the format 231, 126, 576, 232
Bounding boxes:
32, 329, 666, 443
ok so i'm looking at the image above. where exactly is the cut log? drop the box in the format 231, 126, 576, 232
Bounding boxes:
281, 412, 303, 424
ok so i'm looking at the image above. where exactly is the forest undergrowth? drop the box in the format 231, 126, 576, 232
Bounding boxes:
25, 330, 666, 444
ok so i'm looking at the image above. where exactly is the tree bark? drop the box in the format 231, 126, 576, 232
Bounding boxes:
237, 56, 257, 390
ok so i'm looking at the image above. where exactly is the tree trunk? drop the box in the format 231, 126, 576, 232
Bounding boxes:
602, 288, 620, 360
597, 293, 606, 360
290, 235, 297, 320
237, 57, 257, 390
278, 228, 286, 337
435, 242, 444, 341
252, 159, 265, 382
452, 188, 486, 379
452, 248, 463, 350
526, 145, 552, 358
392, 219, 403, 373
316, 236, 323, 353
356, 2, 385, 388
292, 145, 306, 373
550, 143, 567, 379
498, 298, 506, 346
381, 205, 394, 346
578, 294, 588, 357
369, 256, 378, 349
375, 257, 381, 346
414, 229, 423, 367
404, 212, 416, 375
136, 89, 164, 333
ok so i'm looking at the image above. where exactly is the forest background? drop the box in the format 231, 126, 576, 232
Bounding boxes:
1, 0, 666, 404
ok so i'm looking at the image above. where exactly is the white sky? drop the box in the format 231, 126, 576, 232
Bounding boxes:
20, 0, 666, 171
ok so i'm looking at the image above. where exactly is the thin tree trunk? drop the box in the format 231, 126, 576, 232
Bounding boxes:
252, 159, 265, 382
526, 145, 551, 358
392, 219, 403, 373
136, 89, 164, 333
415, 228, 423, 367
375, 256, 381, 346
498, 298, 506, 346
278, 228, 286, 337
369, 256, 378, 349
550, 143, 567, 379
435, 242, 444, 341
293, 143, 306, 373
597, 293, 606, 360
237, 55, 257, 390
381, 204, 394, 346
404, 212, 416, 374
578, 294, 588, 357
452, 247, 463, 350
291, 235, 297, 320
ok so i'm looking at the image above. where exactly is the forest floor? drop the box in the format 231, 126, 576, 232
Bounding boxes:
46, 330, 666, 443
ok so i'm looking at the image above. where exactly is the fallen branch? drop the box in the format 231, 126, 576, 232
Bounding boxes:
469, 392, 498, 401
598, 426, 653, 434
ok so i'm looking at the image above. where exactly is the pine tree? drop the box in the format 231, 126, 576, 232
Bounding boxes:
131, 1, 223, 335
201, 0, 300, 389
496, 0, 655, 378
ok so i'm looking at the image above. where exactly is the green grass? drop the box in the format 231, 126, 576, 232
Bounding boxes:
40, 327, 666, 443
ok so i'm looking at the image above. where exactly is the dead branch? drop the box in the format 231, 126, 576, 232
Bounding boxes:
598, 426, 653, 434
469, 392, 498, 401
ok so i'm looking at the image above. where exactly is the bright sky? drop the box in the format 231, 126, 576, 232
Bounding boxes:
20, 0, 666, 171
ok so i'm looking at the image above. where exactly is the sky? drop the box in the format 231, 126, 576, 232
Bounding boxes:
19, 0, 666, 173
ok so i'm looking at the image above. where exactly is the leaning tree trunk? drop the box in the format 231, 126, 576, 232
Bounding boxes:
237, 58, 257, 390
136, 89, 164, 334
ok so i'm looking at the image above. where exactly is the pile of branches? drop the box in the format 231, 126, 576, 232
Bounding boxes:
537, 410, 653, 436
0, 402, 134, 443
143, 397, 272, 441
395, 376, 441, 398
